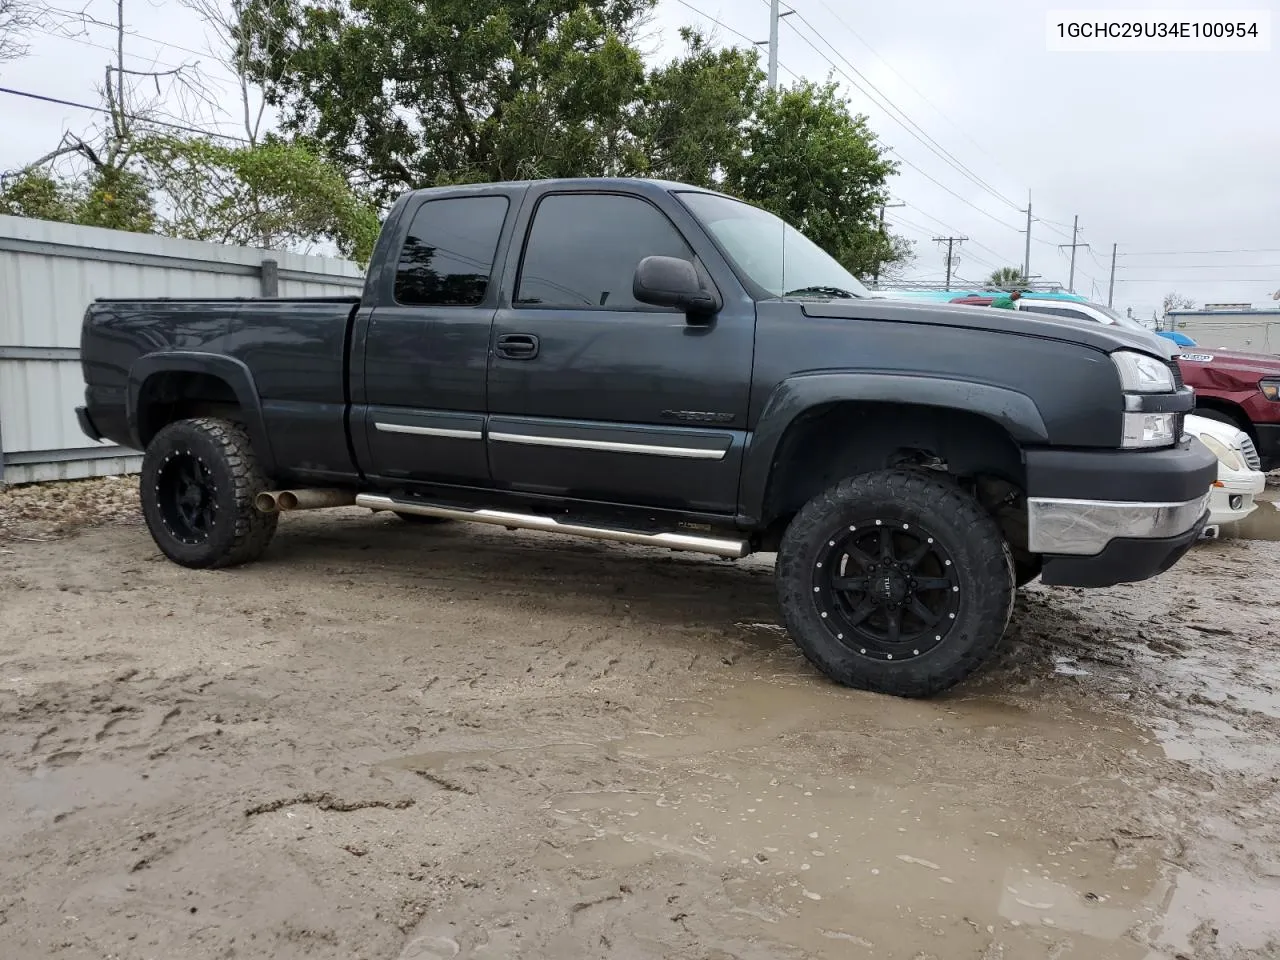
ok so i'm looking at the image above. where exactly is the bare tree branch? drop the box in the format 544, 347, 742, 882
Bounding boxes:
0, 0, 44, 63
178, 0, 289, 144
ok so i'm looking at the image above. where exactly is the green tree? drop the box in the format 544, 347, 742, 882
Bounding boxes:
724, 80, 900, 280
0, 169, 79, 220
249, 0, 652, 202
987, 266, 1027, 290
0, 165, 155, 232
137, 135, 379, 261
633, 29, 762, 187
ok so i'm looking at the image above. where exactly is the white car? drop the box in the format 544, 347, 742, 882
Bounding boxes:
1183, 413, 1265, 536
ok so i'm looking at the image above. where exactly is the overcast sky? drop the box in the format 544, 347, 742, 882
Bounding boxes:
2, 0, 1277, 319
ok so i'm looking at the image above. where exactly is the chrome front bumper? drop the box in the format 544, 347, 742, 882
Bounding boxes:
1027, 492, 1211, 556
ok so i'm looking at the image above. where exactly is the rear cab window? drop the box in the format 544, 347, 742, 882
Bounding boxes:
394, 196, 510, 306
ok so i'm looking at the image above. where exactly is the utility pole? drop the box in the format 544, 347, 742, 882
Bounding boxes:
933, 236, 967, 291
765, 1, 793, 89
1057, 215, 1089, 293
1107, 242, 1118, 307
768, 0, 780, 89
1022, 191, 1032, 283
872, 201, 906, 286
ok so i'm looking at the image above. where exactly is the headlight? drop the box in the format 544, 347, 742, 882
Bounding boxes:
1261, 378, 1280, 401
1196, 432, 1245, 471
1122, 412, 1177, 448
1112, 351, 1175, 393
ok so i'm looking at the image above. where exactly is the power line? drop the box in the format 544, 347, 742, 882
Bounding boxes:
1119, 247, 1280, 256
0, 85, 251, 142
776, 5, 1024, 216
46, 6, 216, 62
749, 9, 1027, 237
787, 0, 1088, 243
1108, 277, 1280, 284
891, 201, 1017, 265
884, 215, 999, 273
672, 0, 798, 78
806, 0, 1025, 188
1119, 263, 1280, 270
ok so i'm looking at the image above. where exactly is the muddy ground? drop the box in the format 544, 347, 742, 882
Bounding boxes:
1, 479, 1278, 960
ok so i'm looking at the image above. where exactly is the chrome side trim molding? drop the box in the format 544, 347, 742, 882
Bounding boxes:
1027, 492, 1210, 556
375, 422, 482, 440
356, 494, 749, 558
488, 431, 726, 460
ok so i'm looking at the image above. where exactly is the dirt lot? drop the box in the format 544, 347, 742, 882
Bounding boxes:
2, 478, 1279, 960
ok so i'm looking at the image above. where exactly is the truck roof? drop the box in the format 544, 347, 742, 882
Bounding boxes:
404, 176, 733, 202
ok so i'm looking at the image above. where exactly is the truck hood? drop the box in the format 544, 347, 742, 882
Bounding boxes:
801, 298, 1176, 359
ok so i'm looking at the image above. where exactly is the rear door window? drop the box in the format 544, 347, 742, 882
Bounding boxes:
394, 196, 509, 306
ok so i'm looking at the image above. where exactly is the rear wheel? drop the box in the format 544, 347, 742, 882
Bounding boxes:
776, 469, 1014, 698
139, 417, 277, 569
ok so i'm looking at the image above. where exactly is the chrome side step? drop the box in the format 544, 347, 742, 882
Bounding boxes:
355, 494, 750, 559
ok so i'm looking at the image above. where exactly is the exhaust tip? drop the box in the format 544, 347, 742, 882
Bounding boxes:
255, 492, 279, 513
277, 491, 299, 511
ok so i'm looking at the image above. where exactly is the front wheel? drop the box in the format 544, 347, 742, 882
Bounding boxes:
776, 469, 1014, 698
139, 417, 278, 569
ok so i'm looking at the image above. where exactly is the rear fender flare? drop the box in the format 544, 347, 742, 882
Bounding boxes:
127, 352, 276, 476
739, 372, 1048, 522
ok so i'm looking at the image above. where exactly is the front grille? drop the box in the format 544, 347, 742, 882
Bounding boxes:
1240, 434, 1262, 471
1168, 360, 1184, 389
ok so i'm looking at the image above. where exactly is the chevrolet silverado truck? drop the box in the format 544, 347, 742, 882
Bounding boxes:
77, 178, 1216, 697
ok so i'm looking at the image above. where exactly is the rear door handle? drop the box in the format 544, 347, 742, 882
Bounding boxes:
496, 334, 539, 360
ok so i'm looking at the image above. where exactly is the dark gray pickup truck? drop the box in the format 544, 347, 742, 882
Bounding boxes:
78, 177, 1215, 696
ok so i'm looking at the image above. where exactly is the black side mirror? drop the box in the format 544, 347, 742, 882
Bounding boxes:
633, 256, 719, 318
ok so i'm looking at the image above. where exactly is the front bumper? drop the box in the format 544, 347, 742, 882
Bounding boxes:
1207, 468, 1265, 525
1025, 438, 1217, 587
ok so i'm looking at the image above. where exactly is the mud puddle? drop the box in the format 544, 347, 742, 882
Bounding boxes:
393, 678, 1249, 959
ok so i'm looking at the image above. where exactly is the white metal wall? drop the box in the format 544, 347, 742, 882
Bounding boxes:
0, 215, 365, 485
1172, 315, 1280, 354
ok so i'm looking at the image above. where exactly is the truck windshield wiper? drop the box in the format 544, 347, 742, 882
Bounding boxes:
783, 285, 860, 299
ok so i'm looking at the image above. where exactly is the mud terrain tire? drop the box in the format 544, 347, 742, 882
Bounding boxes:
776, 469, 1014, 698
140, 417, 277, 569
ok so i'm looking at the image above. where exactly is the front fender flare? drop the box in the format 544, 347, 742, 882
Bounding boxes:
127, 351, 276, 476
738, 372, 1048, 523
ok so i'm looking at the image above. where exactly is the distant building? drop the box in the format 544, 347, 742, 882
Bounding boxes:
1167, 306, 1280, 354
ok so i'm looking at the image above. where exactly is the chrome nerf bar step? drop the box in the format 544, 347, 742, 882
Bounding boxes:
355, 494, 750, 558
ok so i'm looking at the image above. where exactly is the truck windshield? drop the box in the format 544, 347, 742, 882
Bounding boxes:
678, 191, 871, 300
1093, 303, 1154, 334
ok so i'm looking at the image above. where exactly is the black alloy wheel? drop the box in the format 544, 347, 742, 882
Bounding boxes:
814, 520, 959, 662
154, 449, 218, 545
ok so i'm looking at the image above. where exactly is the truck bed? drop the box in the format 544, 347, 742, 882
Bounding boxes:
81, 296, 363, 483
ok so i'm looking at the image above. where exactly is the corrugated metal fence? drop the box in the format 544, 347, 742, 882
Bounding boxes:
0, 215, 365, 485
